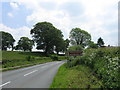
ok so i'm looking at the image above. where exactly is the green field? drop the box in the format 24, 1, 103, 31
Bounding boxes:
50, 64, 103, 88
1, 51, 66, 69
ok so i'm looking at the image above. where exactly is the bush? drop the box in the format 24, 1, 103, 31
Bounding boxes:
58, 56, 66, 60
79, 47, 119, 88
65, 56, 80, 68
26, 56, 35, 61
50, 55, 59, 61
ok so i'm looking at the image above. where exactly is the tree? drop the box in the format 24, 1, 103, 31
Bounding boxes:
64, 39, 70, 51
55, 38, 64, 54
88, 41, 98, 49
97, 37, 105, 47
55, 39, 70, 54
30, 22, 64, 54
69, 28, 91, 48
0, 31, 15, 51
15, 37, 34, 51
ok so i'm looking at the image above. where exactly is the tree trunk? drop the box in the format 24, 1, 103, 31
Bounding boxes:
11, 46, 14, 51
45, 45, 48, 55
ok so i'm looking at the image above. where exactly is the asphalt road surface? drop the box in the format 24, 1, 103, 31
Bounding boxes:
1, 61, 66, 88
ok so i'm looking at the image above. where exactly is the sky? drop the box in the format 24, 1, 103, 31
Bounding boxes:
0, 0, 119, 50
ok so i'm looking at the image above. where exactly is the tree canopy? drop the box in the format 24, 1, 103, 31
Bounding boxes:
68, 45, 83, 51
54, 38, 64, 54
30, 22, 64, 54
1, 22, 107, 52
88, 41, 98, 49
0, 31, 15, 51
55, 39, 70, 54
97, 37, 105, 47
64, 39, 70, 51
69, 28, 91, 48
15, 37, 34, 51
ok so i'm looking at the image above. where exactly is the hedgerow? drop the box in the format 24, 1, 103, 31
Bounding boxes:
67, 47, 119, 88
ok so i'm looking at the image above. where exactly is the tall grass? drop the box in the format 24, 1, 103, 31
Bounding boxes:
50, 64, 103, 88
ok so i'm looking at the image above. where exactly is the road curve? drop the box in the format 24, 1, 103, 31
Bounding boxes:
1, 61, 66, 88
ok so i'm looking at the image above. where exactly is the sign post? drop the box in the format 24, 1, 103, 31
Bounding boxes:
68, 51, 83, 56
67, 51, 83, 64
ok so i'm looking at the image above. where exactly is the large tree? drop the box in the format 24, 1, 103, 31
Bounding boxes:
15, 37, 34, 51
30, 22, 64, 54
69, 28, 91, 48
0, 31, 15, 51
97, 37, 105, 47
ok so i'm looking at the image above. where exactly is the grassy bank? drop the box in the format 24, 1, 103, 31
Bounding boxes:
1, 51, 66, 69
50, 64, 103, 88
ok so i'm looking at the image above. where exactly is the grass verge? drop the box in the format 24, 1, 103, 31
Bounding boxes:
1, 51, 66, 69
1, 60, 55, 72
50, 64, 103, 88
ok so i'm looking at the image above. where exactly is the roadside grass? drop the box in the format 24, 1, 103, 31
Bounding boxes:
1, 61, 53, 71
50, 64, 103, 88
2, 51, 46, 61
1, 51, 66, 69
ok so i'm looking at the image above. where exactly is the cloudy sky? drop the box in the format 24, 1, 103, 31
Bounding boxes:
0, 0, 119, 50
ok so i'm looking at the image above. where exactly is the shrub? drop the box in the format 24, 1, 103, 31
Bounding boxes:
80, 47, 119, 88
58, 56, 66, 61
50, 55, 58, 61
26, 56, 35, 61
65, 56, 80, 68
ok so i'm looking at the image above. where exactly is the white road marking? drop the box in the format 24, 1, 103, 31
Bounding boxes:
24, 70, 38, 76
0, 81, 11, 87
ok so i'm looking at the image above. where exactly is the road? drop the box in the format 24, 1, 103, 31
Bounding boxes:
0, 61, 66, 89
